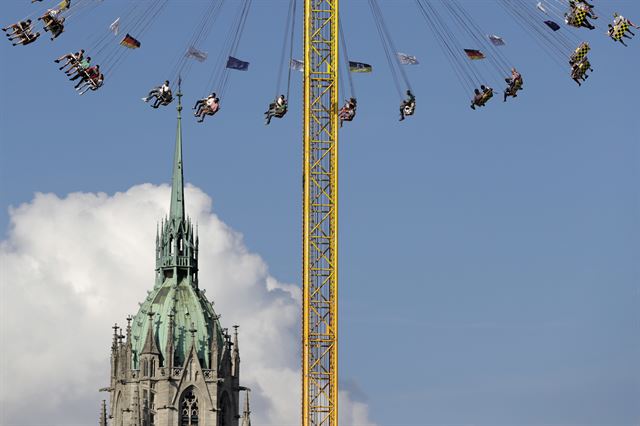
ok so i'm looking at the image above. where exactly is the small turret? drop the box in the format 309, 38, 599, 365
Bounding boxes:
210, 314, 220, 373
241, 391, 251, 426
165, 311, 175, 370
125, 316, 133, 372
232, 325, 240, 377
140, 311, 161, 378
98, 399, 107, 426
110, 323, 119, 381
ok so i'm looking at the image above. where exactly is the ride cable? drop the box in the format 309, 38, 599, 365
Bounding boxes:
165, 0, 226, 91
274, 0, 297, 101
204, 0, 252, 100
87, 0, 169, 78
64, 0, 103, 22
497, 0, 576, 68
368, 0, 412, 100
338, 18, 356, 102
415, 0, 483, 94
443, 1, 511, 79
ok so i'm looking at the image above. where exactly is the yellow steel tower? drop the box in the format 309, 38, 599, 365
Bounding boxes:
302, 0, 339, 425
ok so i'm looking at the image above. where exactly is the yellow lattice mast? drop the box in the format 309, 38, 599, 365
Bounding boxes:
302, 0, 339, 425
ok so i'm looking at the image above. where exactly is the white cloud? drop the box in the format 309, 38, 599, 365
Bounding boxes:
0, 184, 375, 426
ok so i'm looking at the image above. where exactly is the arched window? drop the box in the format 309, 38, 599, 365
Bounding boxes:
169, 237, 174, 255
180, 388, 199, 426
150, 359, 156, 377
142, 360, 149, 377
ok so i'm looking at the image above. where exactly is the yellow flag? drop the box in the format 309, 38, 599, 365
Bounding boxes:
58, 0, 70, 11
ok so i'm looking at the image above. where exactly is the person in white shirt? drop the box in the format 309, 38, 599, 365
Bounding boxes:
143, 80, 173, 108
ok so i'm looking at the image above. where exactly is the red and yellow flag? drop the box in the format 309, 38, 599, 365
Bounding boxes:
120, 33, 141, 49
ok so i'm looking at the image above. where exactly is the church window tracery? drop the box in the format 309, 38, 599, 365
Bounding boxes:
180, 388, 199, 426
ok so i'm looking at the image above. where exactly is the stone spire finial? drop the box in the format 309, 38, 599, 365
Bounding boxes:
232, 325, 240, 377
241, 391, 252, 426
165, 311, 175, 369
98, 400, 107, 426
126, 316, 132, 343
111, 323, 119, 351
232, 325, 239, 350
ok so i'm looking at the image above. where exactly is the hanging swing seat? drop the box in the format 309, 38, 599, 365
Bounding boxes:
611, 21, 629, 41
339, 108, 356, 122
505, 77, 523, 97
268, 103, 288, 118
571, 58, 591, 80
402, 102, 416, 116
565, 8, 587, 28
569, 42, 590, 65
158, 91, 173, 107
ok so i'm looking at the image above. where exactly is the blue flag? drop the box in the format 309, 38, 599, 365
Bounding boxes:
226, 56, 249, 71
544, 20, 561, 31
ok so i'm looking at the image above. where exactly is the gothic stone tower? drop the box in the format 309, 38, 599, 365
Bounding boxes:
100, 90, 249, 426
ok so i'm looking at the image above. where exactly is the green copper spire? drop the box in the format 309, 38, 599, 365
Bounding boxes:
169, 82, 185, 223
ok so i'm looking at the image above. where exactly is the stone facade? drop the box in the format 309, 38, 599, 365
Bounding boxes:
99, 91, 249, 426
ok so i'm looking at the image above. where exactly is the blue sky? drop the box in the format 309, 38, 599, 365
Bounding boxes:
1, 0, 639, 425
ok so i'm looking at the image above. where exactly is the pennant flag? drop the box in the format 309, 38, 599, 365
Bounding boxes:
544, 20, 561, 31
349, 61, 372, 73
290, 58, 304, 72
226, 56, 249, 71
58, 0, 70, 11
120, 33, 141, 49
488, 35, 505, 46
396, 52, 419, 65
186, 46, 207, 62
464, 49, 485, 60
536, 2, 548, 14
109, 17, 120, 35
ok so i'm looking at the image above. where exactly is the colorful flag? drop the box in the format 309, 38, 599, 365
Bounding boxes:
488, 35, 505, 46
226, 56, 249, 71
544, 20, 561, 31
349, 61, 372, 72
290, 58, 304, 72
186, 46, 207, 62
109, 17, 120, 35
120, 33, 141, 49
464, 49, 485, 60
396, 52, 419, 65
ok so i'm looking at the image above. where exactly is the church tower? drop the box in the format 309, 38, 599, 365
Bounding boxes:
100, 88, 250, 426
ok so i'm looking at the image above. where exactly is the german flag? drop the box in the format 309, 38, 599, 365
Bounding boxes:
120, 33, 141, 49
464, 49, 485, 60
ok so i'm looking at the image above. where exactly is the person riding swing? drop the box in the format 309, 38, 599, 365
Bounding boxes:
504, 68, 524, 102
142, 81, 173, 108
399, 90, 416, 121
55, 49, 84, 71
39, 9, 66, 40
571, 58, 592, 86
471, 85, 493, 110
4, 20, 40, 46
265, 94, 288, 125
193, 93, 220, 122
339, 98, 357, 127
